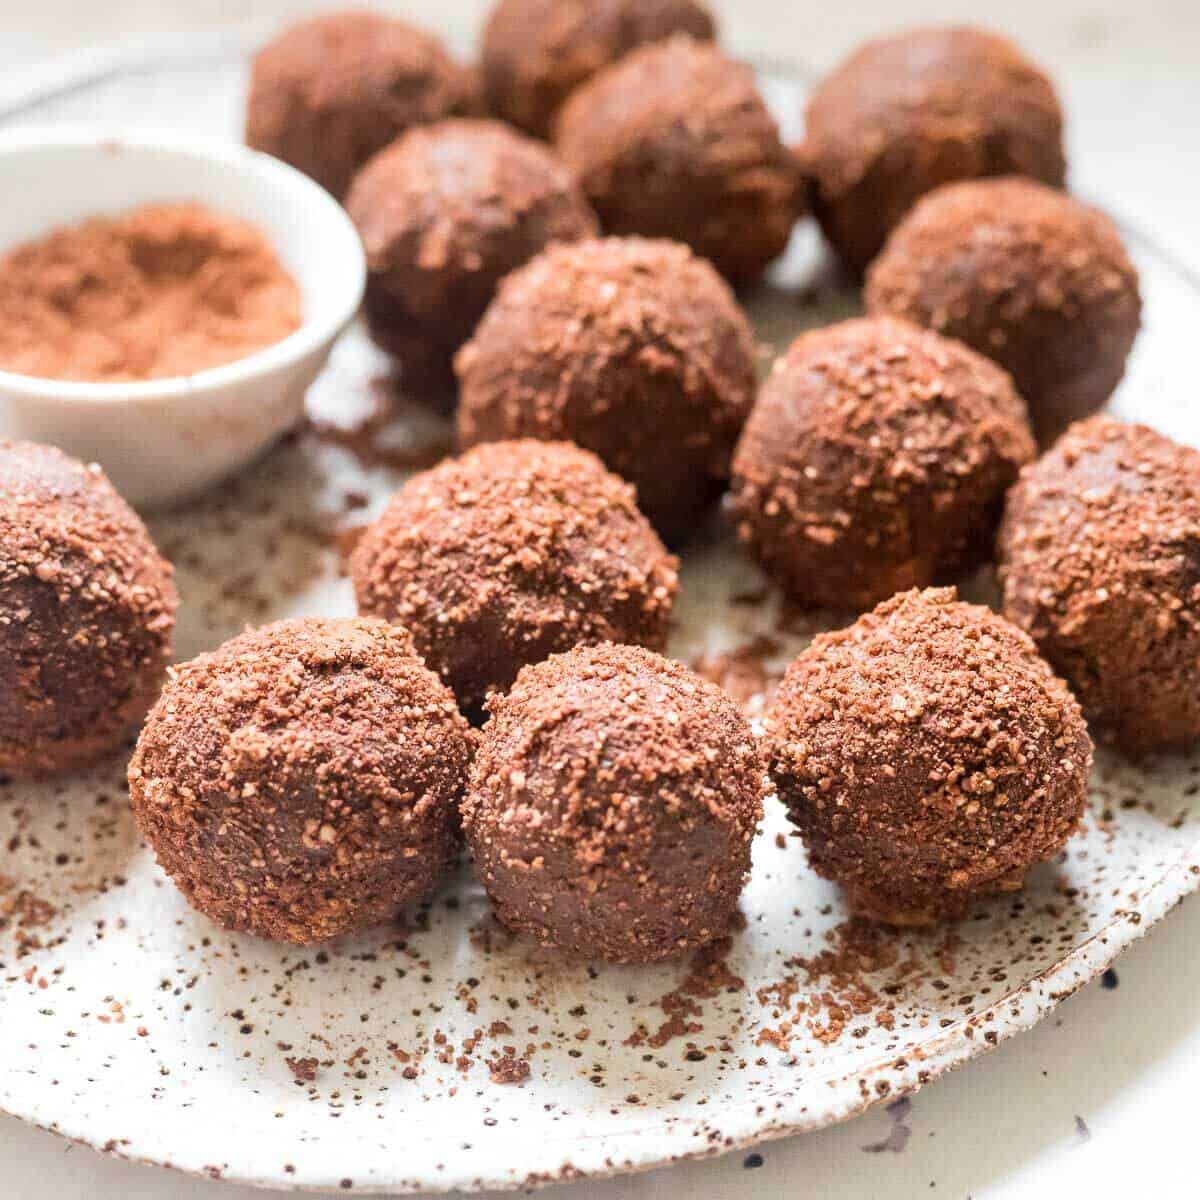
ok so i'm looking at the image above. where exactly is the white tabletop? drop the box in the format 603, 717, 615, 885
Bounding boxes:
4, 3, 1200, 1197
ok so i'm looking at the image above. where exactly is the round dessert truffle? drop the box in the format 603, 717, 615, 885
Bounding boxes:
554, 37, 801, 282
481, 0, 716, 139
455, 236, 757, 542
800, 26, 1066, 275
128, 617, 474, 944
346, 119, 597, 399
0, 440, 177, 776
866, 178, 1141, 445
998, 416, 1200, 756
767, 588, 1092, 924
462, 642, 764, 962
730, 317, 1036, 611
245, 11, 474, 199
351, 440, 678, 714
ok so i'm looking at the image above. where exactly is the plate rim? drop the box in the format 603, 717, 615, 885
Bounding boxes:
7, 839, 1197, 1195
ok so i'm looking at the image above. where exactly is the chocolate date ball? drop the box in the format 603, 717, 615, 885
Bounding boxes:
767, 588, 1092, 925
730, 317, 1035, 611
128, 617, 474, 944
0, 440, 177, 776
346, 119, 597, 399
801, 26, 1066, 275
351, 440, 678, 715
245, 11, 474, 199
455, 236, 757, 542
482, 0, 716, 139
866, 178, 1141, 445
462, 643, 764, 962
999, 417, 1200, 756
555, 37, 801, 282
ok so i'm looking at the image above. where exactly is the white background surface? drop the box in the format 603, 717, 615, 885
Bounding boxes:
2, 2, 1199, 1197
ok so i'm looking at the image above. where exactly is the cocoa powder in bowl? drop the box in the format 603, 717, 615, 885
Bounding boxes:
0, 202, 302, 383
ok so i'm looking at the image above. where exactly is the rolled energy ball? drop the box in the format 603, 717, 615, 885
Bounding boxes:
0, 440, 177, 776
730, 317, 1036, 612
245, 11, 474, 199
455, 237, 757, 542
128, 618, 474, 944
346, 119, 597, 398
555, 37, 801, 282
768, 588, 1092, 924
351, 440, 678, 714
866, 178, 1141, 445
462, 643, 764, 962
482, 0, 716, 139
801, 26, 1066, 275
999, 417, 1200, 756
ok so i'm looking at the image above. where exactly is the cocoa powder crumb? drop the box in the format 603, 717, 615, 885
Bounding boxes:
0, 874, 59, 958
286, 1056, 319, 1083
0, 875, 57, 930
488, 1052, 530, 1084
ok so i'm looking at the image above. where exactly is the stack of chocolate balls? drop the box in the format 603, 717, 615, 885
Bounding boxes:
9, 7, 1185, 960
245, 1, 799, 412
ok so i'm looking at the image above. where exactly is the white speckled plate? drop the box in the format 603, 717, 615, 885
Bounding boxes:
2, 46, 1200, 1197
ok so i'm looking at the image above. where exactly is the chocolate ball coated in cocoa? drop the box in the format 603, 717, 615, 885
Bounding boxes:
245, 11, 475, 199
766, 587, 1092, 925
346, 119, 597, 400
481, 0, 716, 139
0, 440, 177, 776
351, 440, 678, 715
462, 643, 764, 962
999, 416, 1200, 757
128, 617, 474, 944
555, 37, 801, 283
455, 236, 757, 542
731, 317, 1035, 611
800, 26, 1066, 275
866, 177, 1141, 445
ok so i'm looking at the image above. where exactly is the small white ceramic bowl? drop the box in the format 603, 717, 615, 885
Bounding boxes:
0, 128, 366, 508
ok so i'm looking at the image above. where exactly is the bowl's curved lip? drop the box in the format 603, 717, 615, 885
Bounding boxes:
0, 127, 366, 405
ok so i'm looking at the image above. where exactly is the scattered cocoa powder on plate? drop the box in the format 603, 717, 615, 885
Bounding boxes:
285, 1056, 319, 1083
625, 935, 746, 1050
488, 1051, 531, 1084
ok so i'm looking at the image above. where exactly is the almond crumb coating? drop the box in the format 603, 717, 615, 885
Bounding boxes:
731, 317, 1035, 611
128, 617, 474, 944
245, 11, 476, 199
0, 439, 177, 776
462, 643, 764, 962
481, 0, 716, 139
866, 177, 1141, 445
766, 588, 1092, 925
800, 26, 1066, 274
455, 236, 757, 542
554, 37, 801, 283
999, 416, 1200, 756
352, 440, 677, 715
346, 119, 597, 399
